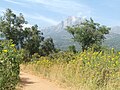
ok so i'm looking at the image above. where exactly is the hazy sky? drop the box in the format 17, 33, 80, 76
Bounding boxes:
0, 0, 120, 27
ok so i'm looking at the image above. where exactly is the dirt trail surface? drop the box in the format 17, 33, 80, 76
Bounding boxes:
20, 72, 67, 90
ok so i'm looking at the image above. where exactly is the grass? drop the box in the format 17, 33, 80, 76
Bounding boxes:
21, 49, 120, 90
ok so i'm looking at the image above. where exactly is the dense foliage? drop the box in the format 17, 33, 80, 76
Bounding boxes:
68, 45, 77, 53
66, 18, 111, 51
23, 49, 120, 90
0, 40, 22, 90
40, 38, 56, 56
0, 8, 119, 90
0, 9, 26, 49
0, 9, 56, 56
23, 25, 44, 55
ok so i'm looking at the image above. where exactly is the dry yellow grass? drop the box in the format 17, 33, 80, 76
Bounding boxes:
21, 50, 120, 90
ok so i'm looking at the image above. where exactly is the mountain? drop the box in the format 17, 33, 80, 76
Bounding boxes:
41, 16, 84, 50
111, 26, 120, 34
104, 27, 120, 50
41, 16, 120, 51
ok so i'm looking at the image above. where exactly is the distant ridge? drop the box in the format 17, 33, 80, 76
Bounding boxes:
41, 16, 120, 50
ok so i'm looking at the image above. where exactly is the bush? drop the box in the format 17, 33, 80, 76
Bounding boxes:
19, 49, 30, 62
0, 40, 22, 90
24, 49, 120, 90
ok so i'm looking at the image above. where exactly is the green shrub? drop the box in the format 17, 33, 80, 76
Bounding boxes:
0, 40, 22, 90
25, 49, 120, 90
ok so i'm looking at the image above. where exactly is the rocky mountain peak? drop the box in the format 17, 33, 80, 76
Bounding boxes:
41, 16, 120, 50
60, 16, 83, 28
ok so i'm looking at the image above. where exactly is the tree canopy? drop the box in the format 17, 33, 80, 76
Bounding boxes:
0, 8, 56, 56
66, 18, 111, 51
0, 9, 26, 48
23, 25, 44, 55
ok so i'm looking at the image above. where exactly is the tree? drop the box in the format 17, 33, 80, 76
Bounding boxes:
0, 9, 27, 49
0, 8, 56, 56
68, 45, 77, 53
23, 25, 44, 55
66, 18, 111, 51
40, 37, 56, 56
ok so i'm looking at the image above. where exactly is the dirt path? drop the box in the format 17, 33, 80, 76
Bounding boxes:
20, 72, 66, 90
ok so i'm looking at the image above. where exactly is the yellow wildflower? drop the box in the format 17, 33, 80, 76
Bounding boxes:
2, 50, 8, 53
112, 58, 114, 61
92, 76, 94, 78
87, 62, 90, 65
113, 64, 116, 66
80, 66, 82, 69
118, 52, 120, 55
116, 61, 118, 64
10, 44, 15, 47
112, 48, 114, 50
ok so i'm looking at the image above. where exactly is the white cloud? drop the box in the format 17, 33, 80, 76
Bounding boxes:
4, 0, 28, 7
0, 7, 57, 25
0, 8, 6, 16
1, 0, 93, 26
23, 24, 32, 28
25, 14, 58, 25
26, 0, 92, 16
22, 24, 32, 29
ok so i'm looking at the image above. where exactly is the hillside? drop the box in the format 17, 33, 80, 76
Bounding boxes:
41, 16, 82, 50
41, 16, 120, 50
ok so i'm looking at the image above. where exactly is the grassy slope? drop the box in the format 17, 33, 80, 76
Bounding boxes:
21, 50, 120, 90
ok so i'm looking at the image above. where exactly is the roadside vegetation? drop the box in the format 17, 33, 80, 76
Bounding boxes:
0, 9, 120, 90
0, 40, 23, 90
22, 49, 120, 90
